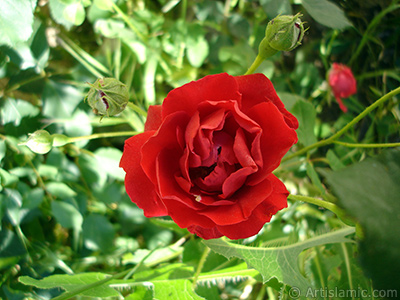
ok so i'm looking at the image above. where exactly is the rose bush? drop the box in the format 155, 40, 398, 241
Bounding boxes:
120, 73, 298, 239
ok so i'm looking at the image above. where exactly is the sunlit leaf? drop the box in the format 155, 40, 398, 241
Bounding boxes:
0, 0, 36, 46
1, 98, 40, 126
51, 201, 83, 230
19, 273, 121, 298
82, 214, 116, 252
291, 100, 317, 146
45, 182, 77, 199
204, 227, 355, 298
42, 80, 83, 118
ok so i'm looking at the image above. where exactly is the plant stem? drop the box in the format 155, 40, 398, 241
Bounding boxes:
283, 86, 400, 162
108, 0, 146, 42
192, 246, 211, 288
288, 194, 338, 214
334, 141, 400, 148
180, 0, 187, 21
245, 55, 264, 75
68, 131, 138, 143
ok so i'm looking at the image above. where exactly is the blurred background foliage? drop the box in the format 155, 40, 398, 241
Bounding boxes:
0, 0, 399, 299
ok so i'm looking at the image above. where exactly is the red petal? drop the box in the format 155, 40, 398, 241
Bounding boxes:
120, 132, 167, 217
141, 111, 190, 184
246, 102, 298, 185
187, 225, 223, 239
197, 176, 273, 225
216, 174, 288, 239
162, 73, 241, 119
144, 105, 162, 131
235, 74, 299, 129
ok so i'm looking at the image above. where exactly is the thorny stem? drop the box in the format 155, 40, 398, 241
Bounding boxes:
283, 86, 400, 162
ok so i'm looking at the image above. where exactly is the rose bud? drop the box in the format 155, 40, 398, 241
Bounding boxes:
85, 78, 129, 118
328, 63, 357, 113
120, 73, 298, 240
258, 13, 305, 59
24, 130, 53, 154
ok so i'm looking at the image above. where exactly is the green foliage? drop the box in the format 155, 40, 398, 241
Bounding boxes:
301, 0, 353, 29
0, 0, 36, 47
1, 0, 399, 299
205, 227, 355, 299
324, 149, 400, 293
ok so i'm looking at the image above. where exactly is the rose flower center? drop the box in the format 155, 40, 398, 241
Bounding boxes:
185, 108, 260, 200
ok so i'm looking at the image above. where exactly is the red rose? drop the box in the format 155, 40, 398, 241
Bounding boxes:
120, 73, 298, 239
328, 63, 357, 113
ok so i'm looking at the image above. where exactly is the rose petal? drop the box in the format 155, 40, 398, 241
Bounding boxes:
246, 102, 298, 185
216, 174, 288, 239
197, 176, 273, 225
188, 174, 288, 239
120, 132, 167, 217
144, 105, 163, 131
187, 225, 223, 239
235, 74, 299, 129
162, 73, 241, 119
221, 167, 254, 198
141, 111, 190, 184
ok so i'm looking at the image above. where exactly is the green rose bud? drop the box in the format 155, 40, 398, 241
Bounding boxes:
265, 13, 305, 52
85, 78, 129, 118
22, 131, 72, 154
25, 130, 53, 154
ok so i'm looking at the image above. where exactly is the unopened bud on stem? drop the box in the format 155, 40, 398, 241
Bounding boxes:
21, 130, 70, 154
85, 78, 129, 119
265, 13, 305, 53
246, 13, 306, 75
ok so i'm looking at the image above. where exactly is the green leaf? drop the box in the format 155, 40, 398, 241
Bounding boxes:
326, 149, 345, 171
0, 140, 6, 164
51, 201, 83, 230
204, 227, 355, 298
93, 0, 115, 11
82, 214, 116, 252
301, 0, 352, 29
1, 98, 40, 126
94, 147, 125, 181
153, 280, 204, 300
323, 149, 400, 292
0, 229, 27, 259
144, 54, 158, 104
123, 245, 183, 267
306, 161, 325, 194
186, 24, 209, 68
63, 2, 86, 26
45, 182, 77, 199
291, 100, 317, 146
42, 80, 83, 118
63, 109, 92, 148
19, 273, 121, 298
0, 0, 36, 46
49, 0, 86, 29
260, 0, 292, 19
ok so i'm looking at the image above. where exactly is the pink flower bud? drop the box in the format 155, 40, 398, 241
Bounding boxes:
328, 63, 357, 113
